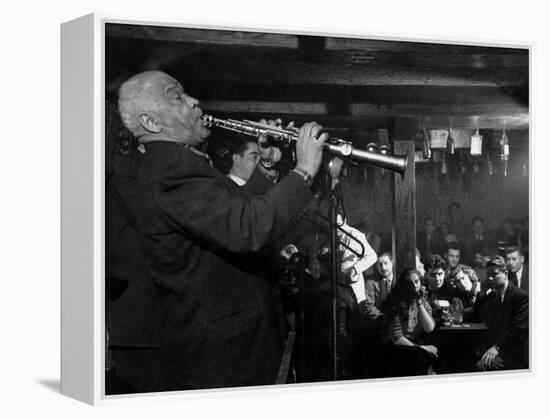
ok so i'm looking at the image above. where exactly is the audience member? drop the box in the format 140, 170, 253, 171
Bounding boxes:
439, 222, 458, 245
224, 136, 261, 186
417, 217, 444, 262
473, 255, 528, 371
444, 243, 462, 282
505, 246, 529, 293
382, 268, 437, 376
416, 248, 425, 277
463, 216, 492, 265
447, 202, 467, 243
496, 219, 521, 252
473, 251, 490, 296
424, 255, 479, 325
364, 252, 395, 333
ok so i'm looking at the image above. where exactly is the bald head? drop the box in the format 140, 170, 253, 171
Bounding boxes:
117, 71, 209, 145
118, 71, 171, 137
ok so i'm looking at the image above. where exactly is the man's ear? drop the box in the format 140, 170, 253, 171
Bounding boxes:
232, 154, 240, 167
139, 113, 162, 134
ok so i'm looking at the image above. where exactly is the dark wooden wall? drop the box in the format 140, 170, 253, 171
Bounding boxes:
334, 134, 529, 241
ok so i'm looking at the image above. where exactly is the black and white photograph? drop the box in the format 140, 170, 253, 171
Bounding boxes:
104, 21, 530, 395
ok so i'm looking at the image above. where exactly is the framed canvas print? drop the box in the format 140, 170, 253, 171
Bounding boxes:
61, 13, 531, 404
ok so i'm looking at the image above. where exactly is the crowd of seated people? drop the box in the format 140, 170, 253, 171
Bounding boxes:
334, 206, 530, 379
416, 203, 529, 266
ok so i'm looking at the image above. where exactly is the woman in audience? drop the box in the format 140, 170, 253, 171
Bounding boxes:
382, 268, 438, 376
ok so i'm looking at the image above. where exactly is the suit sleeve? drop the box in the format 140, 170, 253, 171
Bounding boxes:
156, 154, 314, 253
498, 291, 529, 354
364, 280, 383, 320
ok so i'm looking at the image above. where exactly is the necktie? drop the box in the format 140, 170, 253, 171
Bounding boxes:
509, 271, 518, 286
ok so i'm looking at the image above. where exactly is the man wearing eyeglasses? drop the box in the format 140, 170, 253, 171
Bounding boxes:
473, 255, 529, 371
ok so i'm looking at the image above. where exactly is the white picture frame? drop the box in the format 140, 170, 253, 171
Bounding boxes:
61, 13, 533, 405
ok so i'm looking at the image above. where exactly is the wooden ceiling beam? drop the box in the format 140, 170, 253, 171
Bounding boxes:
106, 24, 299, 48
325, 37, 527, 55
107, 23, 527, 57
201, 100, 528, 129
179, 83, 526, 105
202, 99, 527, 117
170, 62, 526, 87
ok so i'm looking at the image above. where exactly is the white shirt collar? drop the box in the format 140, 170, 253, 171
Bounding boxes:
516, 265, 524, 287
227, 173, 247, 186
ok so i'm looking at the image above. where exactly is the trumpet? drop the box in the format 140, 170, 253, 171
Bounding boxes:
201, 114, 408, 176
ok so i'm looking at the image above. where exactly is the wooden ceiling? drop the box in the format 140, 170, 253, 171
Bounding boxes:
105, 23, 529, 137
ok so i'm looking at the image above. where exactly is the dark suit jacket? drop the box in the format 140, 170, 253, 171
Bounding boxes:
364, 276, 394, 335
106, 148, 162, 348
137, 142, 314, 389
510, 265, 529, 294
473, 282, 529, 369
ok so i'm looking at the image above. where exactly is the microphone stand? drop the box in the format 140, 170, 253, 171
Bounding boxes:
327, 157, 344, 380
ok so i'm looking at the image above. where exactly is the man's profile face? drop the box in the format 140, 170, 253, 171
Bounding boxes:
149, 73, 210, 145
377, 255, 393, 279
234, 142, 260, 181
487, 267, 508, 291
427, 268, 445, 290
506, 251, 524, 273
446, 249, 460, 268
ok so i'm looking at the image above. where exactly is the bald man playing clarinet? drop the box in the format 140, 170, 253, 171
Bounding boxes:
116, 70, 327, 391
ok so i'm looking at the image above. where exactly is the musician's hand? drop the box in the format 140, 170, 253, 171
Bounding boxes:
257, 118, 283, 166
295, 122, 328, 177
279, 244, 299, 260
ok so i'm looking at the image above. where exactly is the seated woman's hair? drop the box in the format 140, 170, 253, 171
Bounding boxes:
486, 255, 507, 272
455, 263, 478, 282
424, 254, 446, 271
392, 268, 421, 303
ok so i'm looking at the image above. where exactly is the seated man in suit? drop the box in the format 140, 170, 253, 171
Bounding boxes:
364, 252, 395, 329
362, 252, 395, 376
117, 70, 327, 391
473, 255, 529, 371
505, 246, 529, 294
417, 217, 444, 262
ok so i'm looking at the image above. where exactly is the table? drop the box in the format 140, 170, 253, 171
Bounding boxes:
424, 323, 488, 374
425, 322, 488, 345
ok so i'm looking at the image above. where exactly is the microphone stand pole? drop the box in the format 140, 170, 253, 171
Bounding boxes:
329, 186, 339, 380
328, 157, 344, 380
